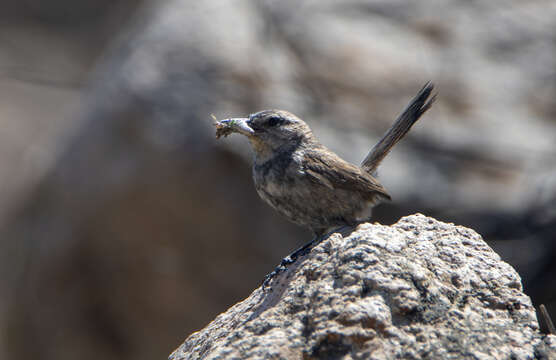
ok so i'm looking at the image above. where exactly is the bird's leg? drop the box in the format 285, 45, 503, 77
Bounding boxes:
262, 232, 325, 291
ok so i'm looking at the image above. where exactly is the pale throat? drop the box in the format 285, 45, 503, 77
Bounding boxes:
249, 135, 305, 164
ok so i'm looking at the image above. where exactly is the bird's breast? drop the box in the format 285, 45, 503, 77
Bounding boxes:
252, 149, 306, 198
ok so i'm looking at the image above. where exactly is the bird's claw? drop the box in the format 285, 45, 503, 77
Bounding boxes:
261, 265, 285, 291
261, 236, 324, 291
261, 254, 299, 291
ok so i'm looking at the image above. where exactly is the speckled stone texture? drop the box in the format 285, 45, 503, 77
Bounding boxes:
170, 214, 553, 359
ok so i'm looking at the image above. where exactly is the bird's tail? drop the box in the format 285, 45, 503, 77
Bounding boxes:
361, 82, 436, 175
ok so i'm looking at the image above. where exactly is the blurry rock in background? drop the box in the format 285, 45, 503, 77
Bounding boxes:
0, 1, 555, 360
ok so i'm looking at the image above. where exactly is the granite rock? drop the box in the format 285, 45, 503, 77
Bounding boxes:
171, 214, 547, 360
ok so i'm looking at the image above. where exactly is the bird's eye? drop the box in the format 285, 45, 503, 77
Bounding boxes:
266, 116, 282, 127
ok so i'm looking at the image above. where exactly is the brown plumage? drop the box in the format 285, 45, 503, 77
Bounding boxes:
215, 82, 435, 288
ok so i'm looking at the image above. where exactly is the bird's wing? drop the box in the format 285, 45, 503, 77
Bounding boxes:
303, 149, 391, 201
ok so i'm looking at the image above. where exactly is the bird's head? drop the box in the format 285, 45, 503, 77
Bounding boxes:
215, 110, 315, 157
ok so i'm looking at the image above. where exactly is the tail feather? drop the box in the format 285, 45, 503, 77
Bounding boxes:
361, 82, 436, 175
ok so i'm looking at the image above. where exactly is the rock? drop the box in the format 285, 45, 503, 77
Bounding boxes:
3, 1, 556, 359
170, 214, 547, 360
536, 335, 556, 360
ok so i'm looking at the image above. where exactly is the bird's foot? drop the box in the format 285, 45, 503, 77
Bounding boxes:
261, 235, 323, 291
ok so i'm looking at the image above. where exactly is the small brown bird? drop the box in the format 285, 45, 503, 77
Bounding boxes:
215, 82, 435, 289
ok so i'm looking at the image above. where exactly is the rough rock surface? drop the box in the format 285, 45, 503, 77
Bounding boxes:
170, 214, 552, 360
3, 2, 556, 359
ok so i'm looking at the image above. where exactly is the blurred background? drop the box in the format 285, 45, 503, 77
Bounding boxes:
0, 0, 555, 359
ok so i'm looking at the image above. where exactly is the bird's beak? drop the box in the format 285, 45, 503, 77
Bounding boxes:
219, 118, 255, 136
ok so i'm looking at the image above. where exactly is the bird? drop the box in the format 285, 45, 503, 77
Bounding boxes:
214, 82, 435, 289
